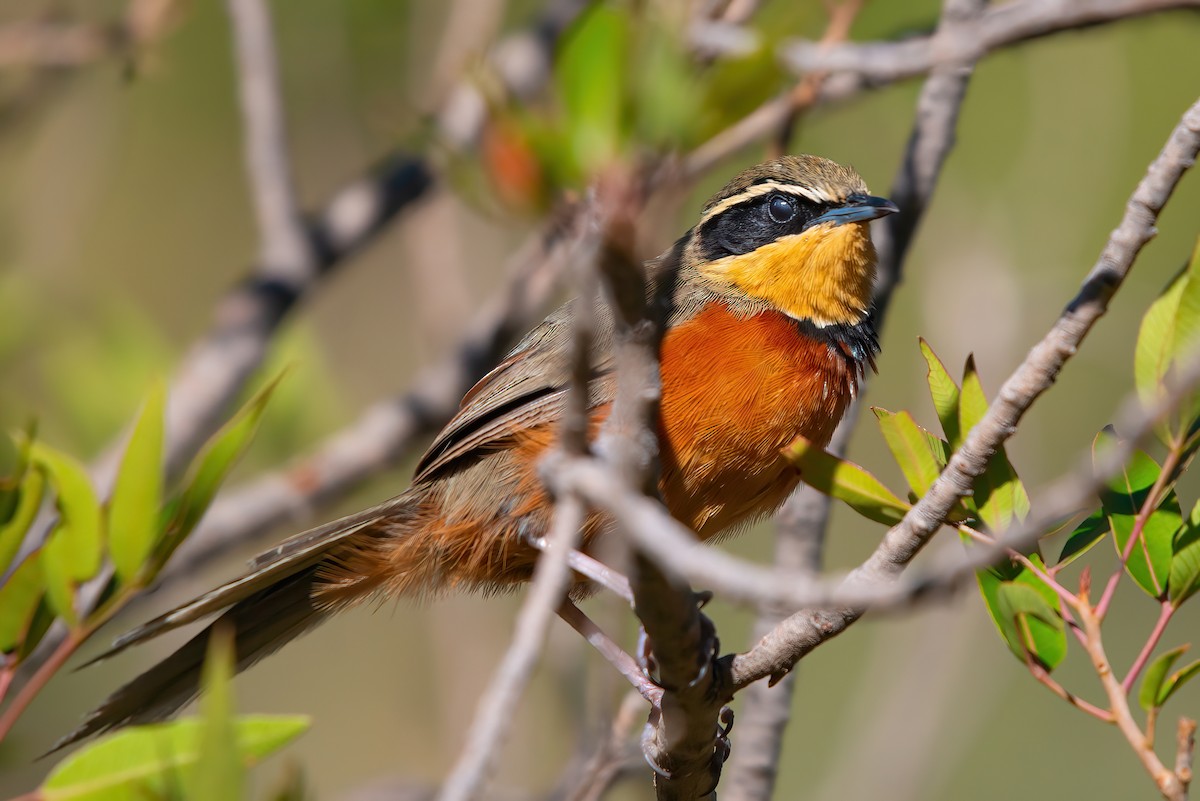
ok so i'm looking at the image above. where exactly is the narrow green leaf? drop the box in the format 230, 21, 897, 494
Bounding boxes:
1160, 658, 1200, 706
1057, 508, 1110, 568
41, 716, 310, 801
17, 598, 55, 660
919, 338, 961, 448
1139, 644, 1189, 711
873, 408, 943, 496
0, 467, 44, 576
1095, 429, 1176, 598
0, 553, 45, 653
41, 528, 79, 626
1170, 498, 1200, 606
172, 376, 280, 543
783, 435, 911, 525
30, 444, 102, 582
191, 628, 242, 801
1134, 238, 1200, 446
108, 382, 166, 584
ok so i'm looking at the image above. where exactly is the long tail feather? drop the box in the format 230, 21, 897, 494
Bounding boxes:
50, 567, 324, 753
54, 493, 423, 753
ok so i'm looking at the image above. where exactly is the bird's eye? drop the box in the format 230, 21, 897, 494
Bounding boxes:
767, 194, 796, 224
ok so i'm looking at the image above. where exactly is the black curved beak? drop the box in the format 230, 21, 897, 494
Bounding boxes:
810, 193, 900, 227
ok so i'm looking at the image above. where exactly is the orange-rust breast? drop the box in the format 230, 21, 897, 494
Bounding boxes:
658, 301, 860, 537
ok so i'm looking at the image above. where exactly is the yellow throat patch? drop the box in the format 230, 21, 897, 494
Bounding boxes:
700, 221, 876, 327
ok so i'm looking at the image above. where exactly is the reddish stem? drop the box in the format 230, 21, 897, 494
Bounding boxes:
0, 632, 80, 743
0, 666, 13, 707
1095, 446, 1183, 621
1024, 650, 1113, 723
1123, 601, 1176, 694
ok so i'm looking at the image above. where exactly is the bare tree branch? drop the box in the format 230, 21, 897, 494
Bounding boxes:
225, 0, 314, 287
683, 0, 1197, 180
782, 0, 1200, 88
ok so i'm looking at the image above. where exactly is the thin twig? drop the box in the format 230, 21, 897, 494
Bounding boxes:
1123, 602, 1177, 694
435, 497, 587, 801
1178, 718, 1196, 794
225, 0, 315, 287
781, 0, 1200, 86
1078, 601, 1187, 800
1022, 651, 1113, 723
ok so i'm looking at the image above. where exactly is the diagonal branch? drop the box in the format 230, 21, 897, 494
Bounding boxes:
782, 0, 1200, 89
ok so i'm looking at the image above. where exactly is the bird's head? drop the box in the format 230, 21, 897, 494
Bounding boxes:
686, 155, 898, 328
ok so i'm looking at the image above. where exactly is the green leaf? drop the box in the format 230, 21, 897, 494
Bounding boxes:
920, 338, 961, 448
32, 444, 103, 625
873, 408, 943, 496
783, 434, 911, 525
191, 628, 242, 801
1134, 238, 1200, 446
1139, 644, 1189, 711
556, 6, 629, 175
0, 553, 45, 653
1170, 498, 1200, 606
1160, 658, 1200, 706
1095, 429, 1176, 598
170, 376, 280, 549
108, 381, 166, 584
0, 467, 44, 577
1056, 508, 1110, 568
990, 576, 1066, 670
17, 598, 55, 660
41, 716, 310, 801
30, 444, 102, 582
958, 357, 1030, 533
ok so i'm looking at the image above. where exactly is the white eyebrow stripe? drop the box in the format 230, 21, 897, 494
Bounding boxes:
699, 180, 841, 224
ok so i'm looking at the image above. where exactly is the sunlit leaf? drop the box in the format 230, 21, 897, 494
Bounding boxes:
108, 381, 166, 584
0, 553, 45, 653
1095, 429, 1176, 598
958, 357, 1030, 533
783, 434, 910, 525
1139, 644, 1189, 711
1159, 658, 1200, 706
1170, 498, 1200, 606
991, 577, 1066, 670
0, 467, 44, 577
30, 444, 102, 582
873, 408, 943, 496
41, 716, 310, 801
1056, 508, 1109, 568
1134, 238, 1200, 446
171, 376, 279, 545
920, 338, 961, 447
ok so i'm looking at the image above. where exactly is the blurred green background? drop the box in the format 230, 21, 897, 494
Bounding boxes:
2, 1, 1199, 799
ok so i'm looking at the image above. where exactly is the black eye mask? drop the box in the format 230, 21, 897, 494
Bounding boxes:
697, 193, 828, 261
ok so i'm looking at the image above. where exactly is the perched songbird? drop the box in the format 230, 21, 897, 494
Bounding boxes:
59, 155, 897, 747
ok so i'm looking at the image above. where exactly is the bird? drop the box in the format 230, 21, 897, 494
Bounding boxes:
57, 154, 897, 749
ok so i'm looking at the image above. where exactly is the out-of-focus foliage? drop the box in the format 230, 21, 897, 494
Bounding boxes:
0, 376, 279, 739
34, 635, 308, 801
